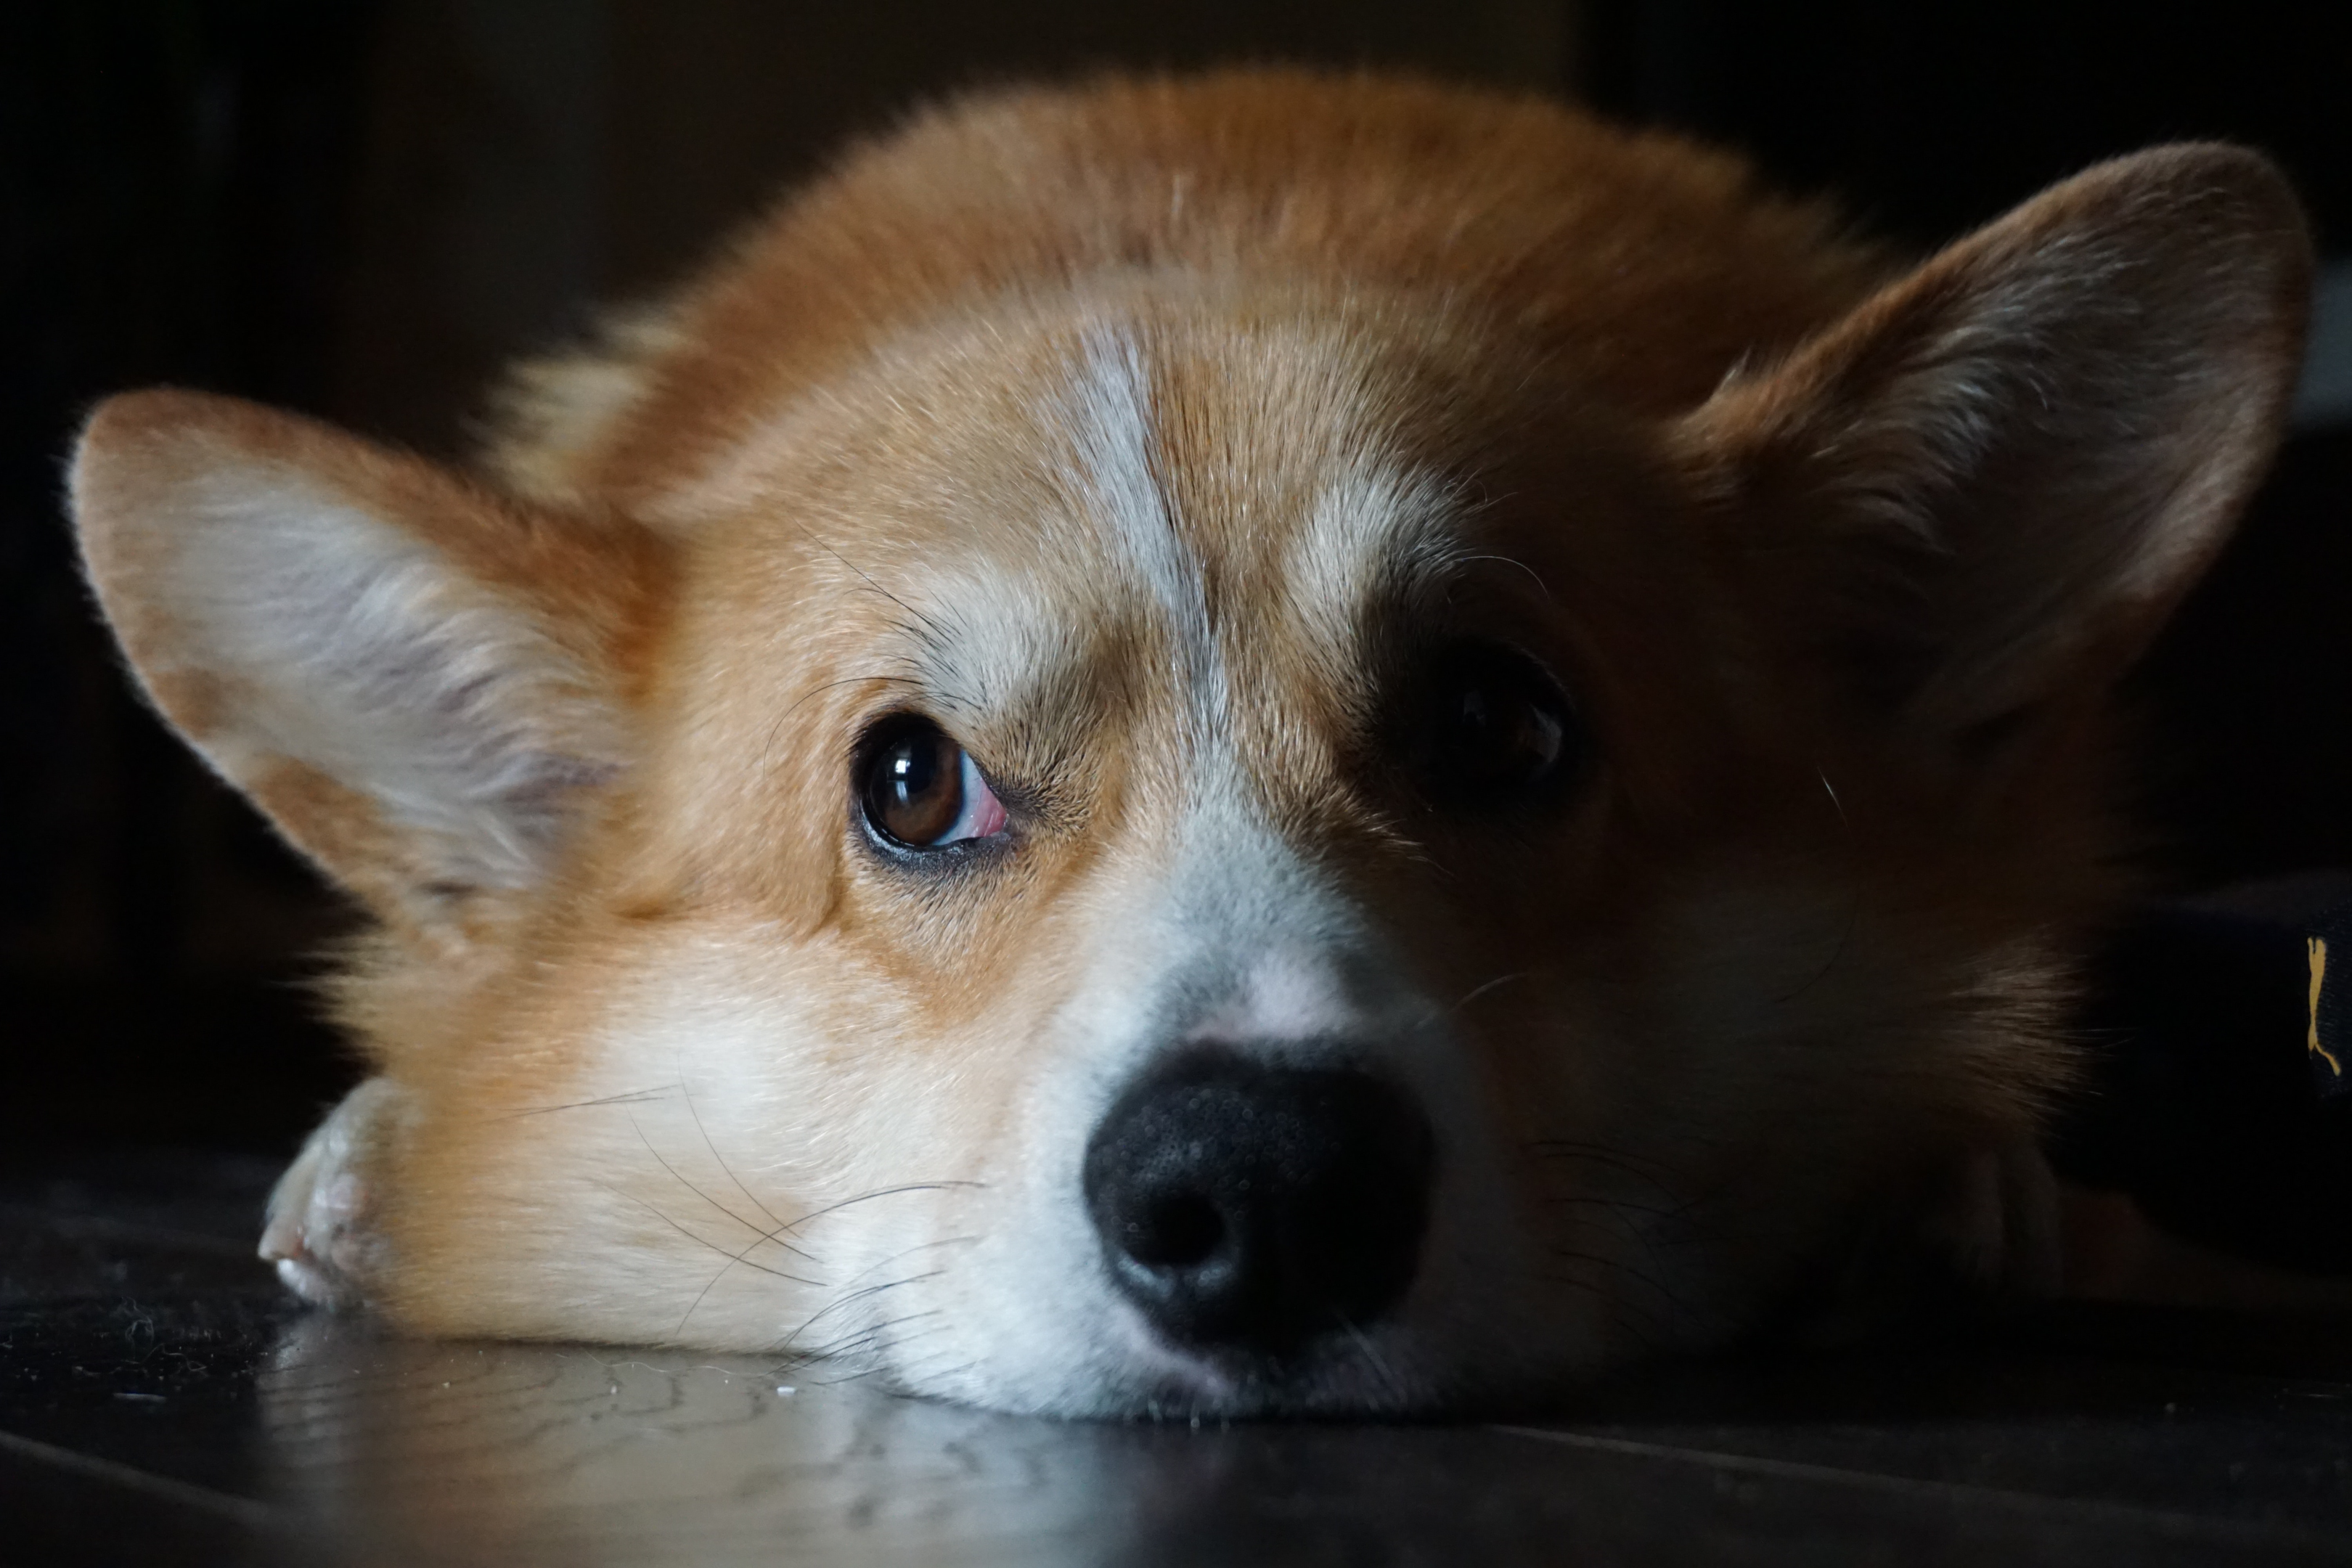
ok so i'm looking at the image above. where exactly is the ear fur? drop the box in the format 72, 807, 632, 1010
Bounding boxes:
72, 391, 669, 934
1679, 144, 2313, 745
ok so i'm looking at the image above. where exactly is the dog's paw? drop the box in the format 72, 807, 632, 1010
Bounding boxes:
1779, 1140, 2064, 1347
260, 1078, 409, 1310
1919, 1141, 2062, 1297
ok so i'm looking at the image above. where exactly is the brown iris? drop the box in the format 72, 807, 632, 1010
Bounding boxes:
858, 714, 1008, 849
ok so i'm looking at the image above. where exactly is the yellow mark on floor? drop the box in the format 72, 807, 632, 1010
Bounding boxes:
2311, 936, 2341, 1082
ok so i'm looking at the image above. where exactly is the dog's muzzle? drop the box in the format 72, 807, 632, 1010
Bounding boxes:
1082, 1047, 1434, 1357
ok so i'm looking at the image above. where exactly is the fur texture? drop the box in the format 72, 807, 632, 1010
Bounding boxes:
73, 71, 2310, 1416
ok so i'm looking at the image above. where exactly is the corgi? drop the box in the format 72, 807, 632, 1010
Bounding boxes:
70, 70, 2310, 1417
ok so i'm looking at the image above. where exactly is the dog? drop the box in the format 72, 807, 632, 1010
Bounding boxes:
70, 70, 2311, 1416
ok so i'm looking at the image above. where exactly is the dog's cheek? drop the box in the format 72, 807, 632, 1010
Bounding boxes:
663, 941, 1093, 1381
1515, 879, 1922, 1337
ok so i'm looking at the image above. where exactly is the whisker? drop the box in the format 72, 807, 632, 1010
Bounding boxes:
1456, 552, 1554, 603
1335, 1316, 1408, 1407
788, 1268, 948, 1344
907, 1358, 979, 1389
1554, 1196, 1702, 1312
677, 1180, 981, 1339
499, 1087, 676, 1120
1522, 1262, 1669, 1352
674, 1214, 833, 1340
864, 1320, 952, 1374
806, 532, 932, 630
774, 671, 924, 727
1516, 1263, 1620, 1307
631, 1114, 786, 1246
1522, 1138, 1680, 1187
800, 1307, 944, 1365
823, 1236, 981, 1297
770, 1180, 987, 1238
631, 1156, 980, 1360
677, 1066, 785, 1231
1773, 767, 1859, 1004
1545, 1244, 1686, 1320
1453, 971, 1531, 1012
1539, 1192, 1694, 1223
591, 1182, 825, 1289
757, 671, 925, 786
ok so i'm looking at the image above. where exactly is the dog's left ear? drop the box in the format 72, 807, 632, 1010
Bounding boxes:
1679, 144, 2312, 748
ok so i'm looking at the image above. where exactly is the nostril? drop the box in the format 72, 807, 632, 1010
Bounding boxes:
1084, 1048, 1434, 1357
1125, 1191, 1225, 1268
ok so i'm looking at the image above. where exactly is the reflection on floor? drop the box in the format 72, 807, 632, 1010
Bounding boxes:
5, 1150, 2352, 1566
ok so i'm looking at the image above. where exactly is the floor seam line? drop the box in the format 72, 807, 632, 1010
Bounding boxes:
0, 1427, 281, 1529
1487, 1424, 2343, 1549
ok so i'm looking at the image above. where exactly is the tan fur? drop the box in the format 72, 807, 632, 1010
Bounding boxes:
72, 70, 2310, 1416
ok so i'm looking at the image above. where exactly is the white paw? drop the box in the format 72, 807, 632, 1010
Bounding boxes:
260, 1078, 409, 1310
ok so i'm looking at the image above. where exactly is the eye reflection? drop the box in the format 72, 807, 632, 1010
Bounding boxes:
859, 716, 1009, 849
1412, 642, 1585, 807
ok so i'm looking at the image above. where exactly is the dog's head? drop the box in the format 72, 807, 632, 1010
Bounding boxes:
72, 91, 2308, 1416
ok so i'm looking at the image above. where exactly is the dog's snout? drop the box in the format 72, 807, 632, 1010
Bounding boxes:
1082, 1050, 1434, 1356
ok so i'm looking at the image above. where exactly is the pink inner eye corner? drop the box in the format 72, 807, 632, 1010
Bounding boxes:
955, 749, 1008, 841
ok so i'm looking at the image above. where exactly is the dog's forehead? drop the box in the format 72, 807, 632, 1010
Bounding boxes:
883, 314, 1474, 717
1058, 320, 1468, 598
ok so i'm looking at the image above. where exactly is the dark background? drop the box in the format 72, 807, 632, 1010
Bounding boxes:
4, 0, 2348, 1155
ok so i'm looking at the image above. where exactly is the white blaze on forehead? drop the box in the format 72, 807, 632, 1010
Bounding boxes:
1054, 327, 1222, 714
1049, 324, 1472, 719
882, 319, 1477, 740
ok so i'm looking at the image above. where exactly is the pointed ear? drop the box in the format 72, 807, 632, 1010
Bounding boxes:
1678, 144, 2312, 749
72, 391, 671, 934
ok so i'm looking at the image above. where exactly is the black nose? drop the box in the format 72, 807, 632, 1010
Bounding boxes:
1082, 1049, 1435, 1357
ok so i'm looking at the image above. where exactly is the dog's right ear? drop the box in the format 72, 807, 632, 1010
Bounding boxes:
72, 391, 670, 939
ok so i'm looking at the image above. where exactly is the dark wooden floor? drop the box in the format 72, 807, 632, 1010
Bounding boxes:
5, 1150, 2352, 1566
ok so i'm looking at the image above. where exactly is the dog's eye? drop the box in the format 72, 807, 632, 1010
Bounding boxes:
859, 716, 1008, 849
1413, 643, 1583, 807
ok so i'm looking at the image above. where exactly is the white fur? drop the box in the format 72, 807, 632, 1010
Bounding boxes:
165, 469, 620, 886
1285, 460, 1470, 674
1058, 327, 1222, 714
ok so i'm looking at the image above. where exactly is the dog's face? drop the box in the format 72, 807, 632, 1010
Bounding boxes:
72, 81, 2310, 1416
